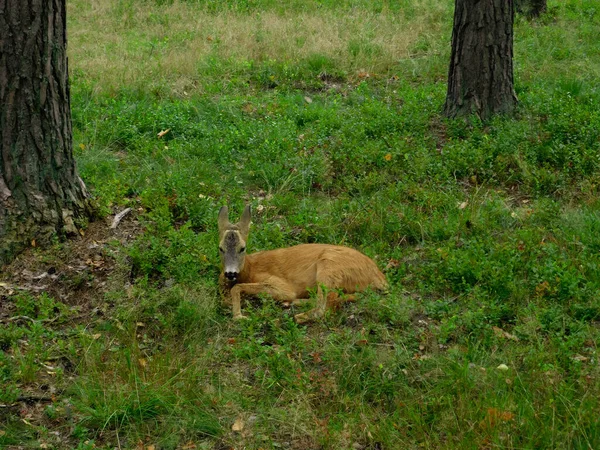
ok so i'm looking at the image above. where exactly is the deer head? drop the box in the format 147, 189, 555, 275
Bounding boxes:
218, 205, 251, 282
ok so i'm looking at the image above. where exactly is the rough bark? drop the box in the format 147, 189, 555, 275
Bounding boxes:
0, 0, 93, 266
515, 0, 547, 18
443, 0, 518, 120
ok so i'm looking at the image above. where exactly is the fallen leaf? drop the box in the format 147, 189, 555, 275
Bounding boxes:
492, 326, 519, 341
384, 153, 392, 161
157, 129, 171, 139
482, 408, 514, 429
572, 354, 589, 362
458, 201, 468, 210
79, 143, 86, 150
92, 333, 101, 340
146, 445, 156, 450
182, 442, 197, 449
385, 259, 400, 269
496, 364, 509, 371
139, 358, 147, 368
232, 417, 244, 432
31, 239, 36, 247
304, 96, 313, 103
356, 339, 368, 346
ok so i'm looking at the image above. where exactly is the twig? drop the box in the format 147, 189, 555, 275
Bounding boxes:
0, 315, 61, 325
0, 394, 61, 408
110, 207, 132, 229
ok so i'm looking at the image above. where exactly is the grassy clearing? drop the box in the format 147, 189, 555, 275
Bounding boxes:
1, 0, 600, 448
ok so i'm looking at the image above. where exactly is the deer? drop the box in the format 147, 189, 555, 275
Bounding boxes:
217, 205, 388, 323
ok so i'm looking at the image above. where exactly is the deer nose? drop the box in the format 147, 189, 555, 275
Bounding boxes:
225, 271, 238, 281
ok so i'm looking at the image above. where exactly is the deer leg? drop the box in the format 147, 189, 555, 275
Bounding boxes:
295, 262, 348, 323
283, 298, 312, 308
294, 283, 330, 324
229, 281, 297, 320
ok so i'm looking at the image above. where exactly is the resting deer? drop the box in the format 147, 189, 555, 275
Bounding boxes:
218, 205, 388, 323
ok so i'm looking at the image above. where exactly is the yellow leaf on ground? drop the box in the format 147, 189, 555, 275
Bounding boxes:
157, 128, 171, 139
232, 417, 244, 432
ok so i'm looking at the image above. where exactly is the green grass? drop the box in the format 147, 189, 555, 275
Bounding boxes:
1, 0, 600, 448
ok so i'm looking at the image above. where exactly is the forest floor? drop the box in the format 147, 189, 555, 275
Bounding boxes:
1, 1, 600, 448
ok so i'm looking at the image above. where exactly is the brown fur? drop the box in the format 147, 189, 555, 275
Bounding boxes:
218, 206, 388, 323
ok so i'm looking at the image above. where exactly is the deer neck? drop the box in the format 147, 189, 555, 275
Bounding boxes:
236, 254, 253, 283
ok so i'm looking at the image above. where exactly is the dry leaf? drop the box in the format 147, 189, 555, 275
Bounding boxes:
157, 129, 171, 139
146, 445, 156, 450
182, 442, 197, 449
384, 153, 392, 161
304, 96, 313, 103
232, 417, 244, 432
385, 259, 400, 269
492, 326, 519, 341
138, 358, 147, 368
31, 239, 36, 247
496, 364, 509, 371
310, 352, 322, 363
79, 143, 86, 150
572, 354, 589, 362
92, 333, 101, 340
482, 408, 514, 429
459, 201, 468, 209
356, 339, 368, 346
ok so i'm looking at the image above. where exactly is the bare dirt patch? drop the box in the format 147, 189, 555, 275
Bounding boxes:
0, 211, 141, 317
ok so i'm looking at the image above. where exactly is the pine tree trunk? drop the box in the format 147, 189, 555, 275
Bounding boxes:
0, 0, 94, 265
443, 0, 518, 120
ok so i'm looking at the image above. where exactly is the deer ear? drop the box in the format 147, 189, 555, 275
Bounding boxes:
218, 206, 230, 233
238, 205, 251, 238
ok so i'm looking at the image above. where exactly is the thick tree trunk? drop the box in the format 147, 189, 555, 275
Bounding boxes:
515, 0, 547, 18
443, 0, 518, 120
0, 0, 93, 265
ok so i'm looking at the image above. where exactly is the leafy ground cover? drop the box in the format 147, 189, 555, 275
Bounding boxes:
1, 0, 599, 448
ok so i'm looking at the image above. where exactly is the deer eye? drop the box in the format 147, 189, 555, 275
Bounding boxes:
219, 247, 225, 253
239, 247, 246, 253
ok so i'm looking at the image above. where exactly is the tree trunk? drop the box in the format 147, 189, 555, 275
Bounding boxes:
0, 0, 93, 266
515, 0, 547, 18
443, 0, 518, 120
